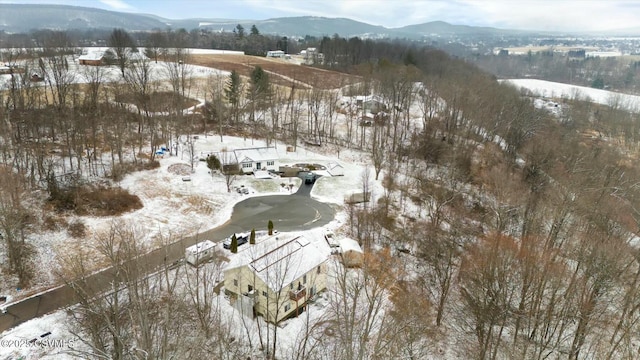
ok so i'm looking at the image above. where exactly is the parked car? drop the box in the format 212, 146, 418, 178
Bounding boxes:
223, 232, 249, 249
324, 230, 340, 253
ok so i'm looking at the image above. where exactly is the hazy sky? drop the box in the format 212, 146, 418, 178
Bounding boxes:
3, 0, 640, 32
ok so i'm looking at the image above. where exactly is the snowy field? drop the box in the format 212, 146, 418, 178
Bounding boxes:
1, 133, 382, 303
0, 53, 229, 91
0, 258, 349, 360
502, 78, 640, 112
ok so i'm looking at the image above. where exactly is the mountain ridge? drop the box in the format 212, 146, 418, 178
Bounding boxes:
0, 3, 539, 38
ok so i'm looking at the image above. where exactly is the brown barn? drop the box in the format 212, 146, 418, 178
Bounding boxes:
78, 51, 105, 66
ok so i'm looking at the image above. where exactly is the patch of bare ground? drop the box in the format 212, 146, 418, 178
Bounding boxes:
189, 54, 360, 89
181, 194, 215, 215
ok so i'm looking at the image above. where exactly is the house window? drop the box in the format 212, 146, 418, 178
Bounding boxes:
242, 163, 252, 169
284, 304, 291, 312
248, 285, 253, 292
267, 161, 274, 166
303, 274, 307, 284
233, 279, 238, 287
262, 291, 267, 297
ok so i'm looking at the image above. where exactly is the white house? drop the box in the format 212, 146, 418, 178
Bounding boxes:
327, 162, 345, 176
185, 240, 217, 266
224, 230, 330, 323
234, 147, 279, 174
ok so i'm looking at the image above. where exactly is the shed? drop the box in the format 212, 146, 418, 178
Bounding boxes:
78, 50, 105, 66
340, 238, 363, 267
327, 162, 344, 176
185, 240, 217, 266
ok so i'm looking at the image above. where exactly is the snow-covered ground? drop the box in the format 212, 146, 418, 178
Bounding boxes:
502, 78, 640, 112
0, 56, 228, 91
0, 131, 382, 315
0, 246, 342, 360
0, 310, 79, 360
0, 132, 383, 358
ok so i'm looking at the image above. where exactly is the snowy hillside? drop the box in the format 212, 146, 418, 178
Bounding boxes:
502, 78, 640, 112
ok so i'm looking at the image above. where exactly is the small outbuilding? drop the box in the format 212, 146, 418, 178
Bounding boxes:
30, 73, 43, 82
78, 50, 105, 66
267, 50, 285, 58
340, 238, 363, 268
327, 162, 345, 176
185, 240, 217, 266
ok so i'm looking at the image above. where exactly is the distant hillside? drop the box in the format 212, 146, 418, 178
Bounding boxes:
198, 17, 392, 38
397, 20, 516, 36
0, 4, 170, 32
0, 3, 524, 39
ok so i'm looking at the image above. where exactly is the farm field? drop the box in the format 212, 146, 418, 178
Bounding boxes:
189, 53, 361, 89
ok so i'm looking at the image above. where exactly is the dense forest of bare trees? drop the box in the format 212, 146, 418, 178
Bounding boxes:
3, 26, 640, 359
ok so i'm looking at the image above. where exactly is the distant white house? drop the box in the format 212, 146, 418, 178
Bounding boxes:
185, 240, 217, 266
234, 147, 279, 174
327, 162, 345, 176
266, 50, 285, 58
354, 95, 387, 113
301, 47, 323, 64
204, 147, 279, 174
78, 50, 106, 66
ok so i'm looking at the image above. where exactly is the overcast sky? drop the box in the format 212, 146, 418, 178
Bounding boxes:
3, 0, 640, 32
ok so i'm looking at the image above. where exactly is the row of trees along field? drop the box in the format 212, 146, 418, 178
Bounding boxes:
473, 50, 640, 95
0, 25, 303, 57
3, 26, 640, 358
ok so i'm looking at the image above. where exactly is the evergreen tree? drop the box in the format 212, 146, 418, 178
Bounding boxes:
234, 24, 245, 38
225, 70, 241, 125
230, 233, 238, 253
250, 228, 256, 244
206, 155, 221, 177
250, 65, 269, 96
248, 66, 270, 122
268, 220, 274, 235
